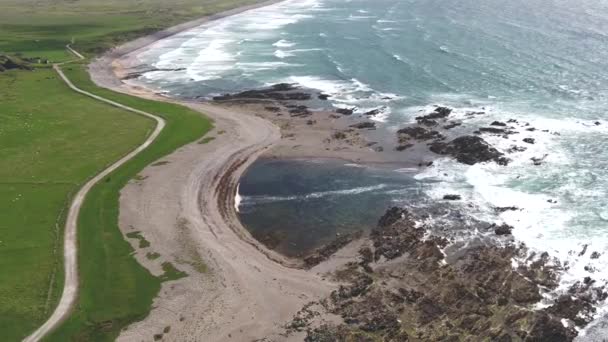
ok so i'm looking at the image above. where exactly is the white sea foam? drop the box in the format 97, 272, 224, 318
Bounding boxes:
273, 39, 295, 48
240, 184, 390, 205
137, 0, 319, 82
274, 49, 293, 59
413, 105, 608, 323
235, 183, 242, 213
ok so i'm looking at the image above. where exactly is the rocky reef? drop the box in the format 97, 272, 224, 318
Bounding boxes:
213, 83, 313, 102
430, 135, 509, 165
290, 207, 606, 341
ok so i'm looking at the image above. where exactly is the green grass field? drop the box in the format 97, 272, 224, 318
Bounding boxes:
0, 67, 154, 340
45, 64, 212, 342
0, 0, 261, 61
0, 0, 261, 340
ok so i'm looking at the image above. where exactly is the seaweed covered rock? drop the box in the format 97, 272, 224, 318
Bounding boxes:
397, 126, 444, 141
212, 83, 311, 101
415, 106, 452, 126
309, 206, 587, 342
303, 231, 362, 268
430, 135, 508, 165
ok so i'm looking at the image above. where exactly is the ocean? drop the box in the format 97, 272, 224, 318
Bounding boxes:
130, 0, 608, 336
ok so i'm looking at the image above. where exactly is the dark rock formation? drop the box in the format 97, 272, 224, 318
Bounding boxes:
363, 107, 384, 116
430, 135, 508, 165
443, 122, 462, 130
443, 194, 461, 200
122, 67, 186, 80
332, 131, 347, 140
479, 127, 512, 135
397, 126, 444, 141
264, 106, 281, 112
507, 145, 527, 153
395, 143, 413, 151
303, 231, 362, 268
287, 105, 311, 117
523, 138, 536, 144
318, 93, 330, 100
335, 107, 355, 115
212, 83, 312, 101
350, 122, 376, 129
414, 107, 452, 126
495, 206, 520, 213
377, 207, 407, 228
493, 223, 513, 235
308, 207, 584, 342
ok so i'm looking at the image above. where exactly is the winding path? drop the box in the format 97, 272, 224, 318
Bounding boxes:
23, 48, 165, 342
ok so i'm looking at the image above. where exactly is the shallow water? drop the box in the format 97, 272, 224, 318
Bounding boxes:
132, 0, 608, 335
237, 158, 420, 256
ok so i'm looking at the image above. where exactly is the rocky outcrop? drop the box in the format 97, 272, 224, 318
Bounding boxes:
363, 107, 385, 116
430, 135, 509, 165
303, 231, 363, 268
335, 107, 355, 115
415, 106, 452, 125
287, 105, 311, 117
303, 207, 595, 342
493, 223, 513, 235
397, 126, 444, 141
212, 83, 312, 101
350, 122, 376, 129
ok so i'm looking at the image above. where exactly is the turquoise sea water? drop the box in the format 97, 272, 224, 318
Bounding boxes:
132, 0, 608, 335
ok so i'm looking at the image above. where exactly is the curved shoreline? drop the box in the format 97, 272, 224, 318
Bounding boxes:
24, 58, 166, 342
87, 1, 340, 340
87, 1, 608, 340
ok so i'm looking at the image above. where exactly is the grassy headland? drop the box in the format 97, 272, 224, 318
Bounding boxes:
0, 0, 262, 61
0, 0, 261, 340
46, 64, 211, 341
0, 66, 154, 340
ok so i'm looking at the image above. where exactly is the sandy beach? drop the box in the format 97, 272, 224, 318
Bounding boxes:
81, 0, 608, 339
87, 1, 369, 340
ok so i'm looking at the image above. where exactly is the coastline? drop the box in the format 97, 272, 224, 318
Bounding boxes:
88, 1, 349, 340
89, 0, 286, 90
85, 0, 608, 340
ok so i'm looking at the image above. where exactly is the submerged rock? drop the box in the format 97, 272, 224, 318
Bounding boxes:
443, 194, 462, 200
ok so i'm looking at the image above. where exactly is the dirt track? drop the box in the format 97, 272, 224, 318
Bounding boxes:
23, 61, 165, 342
